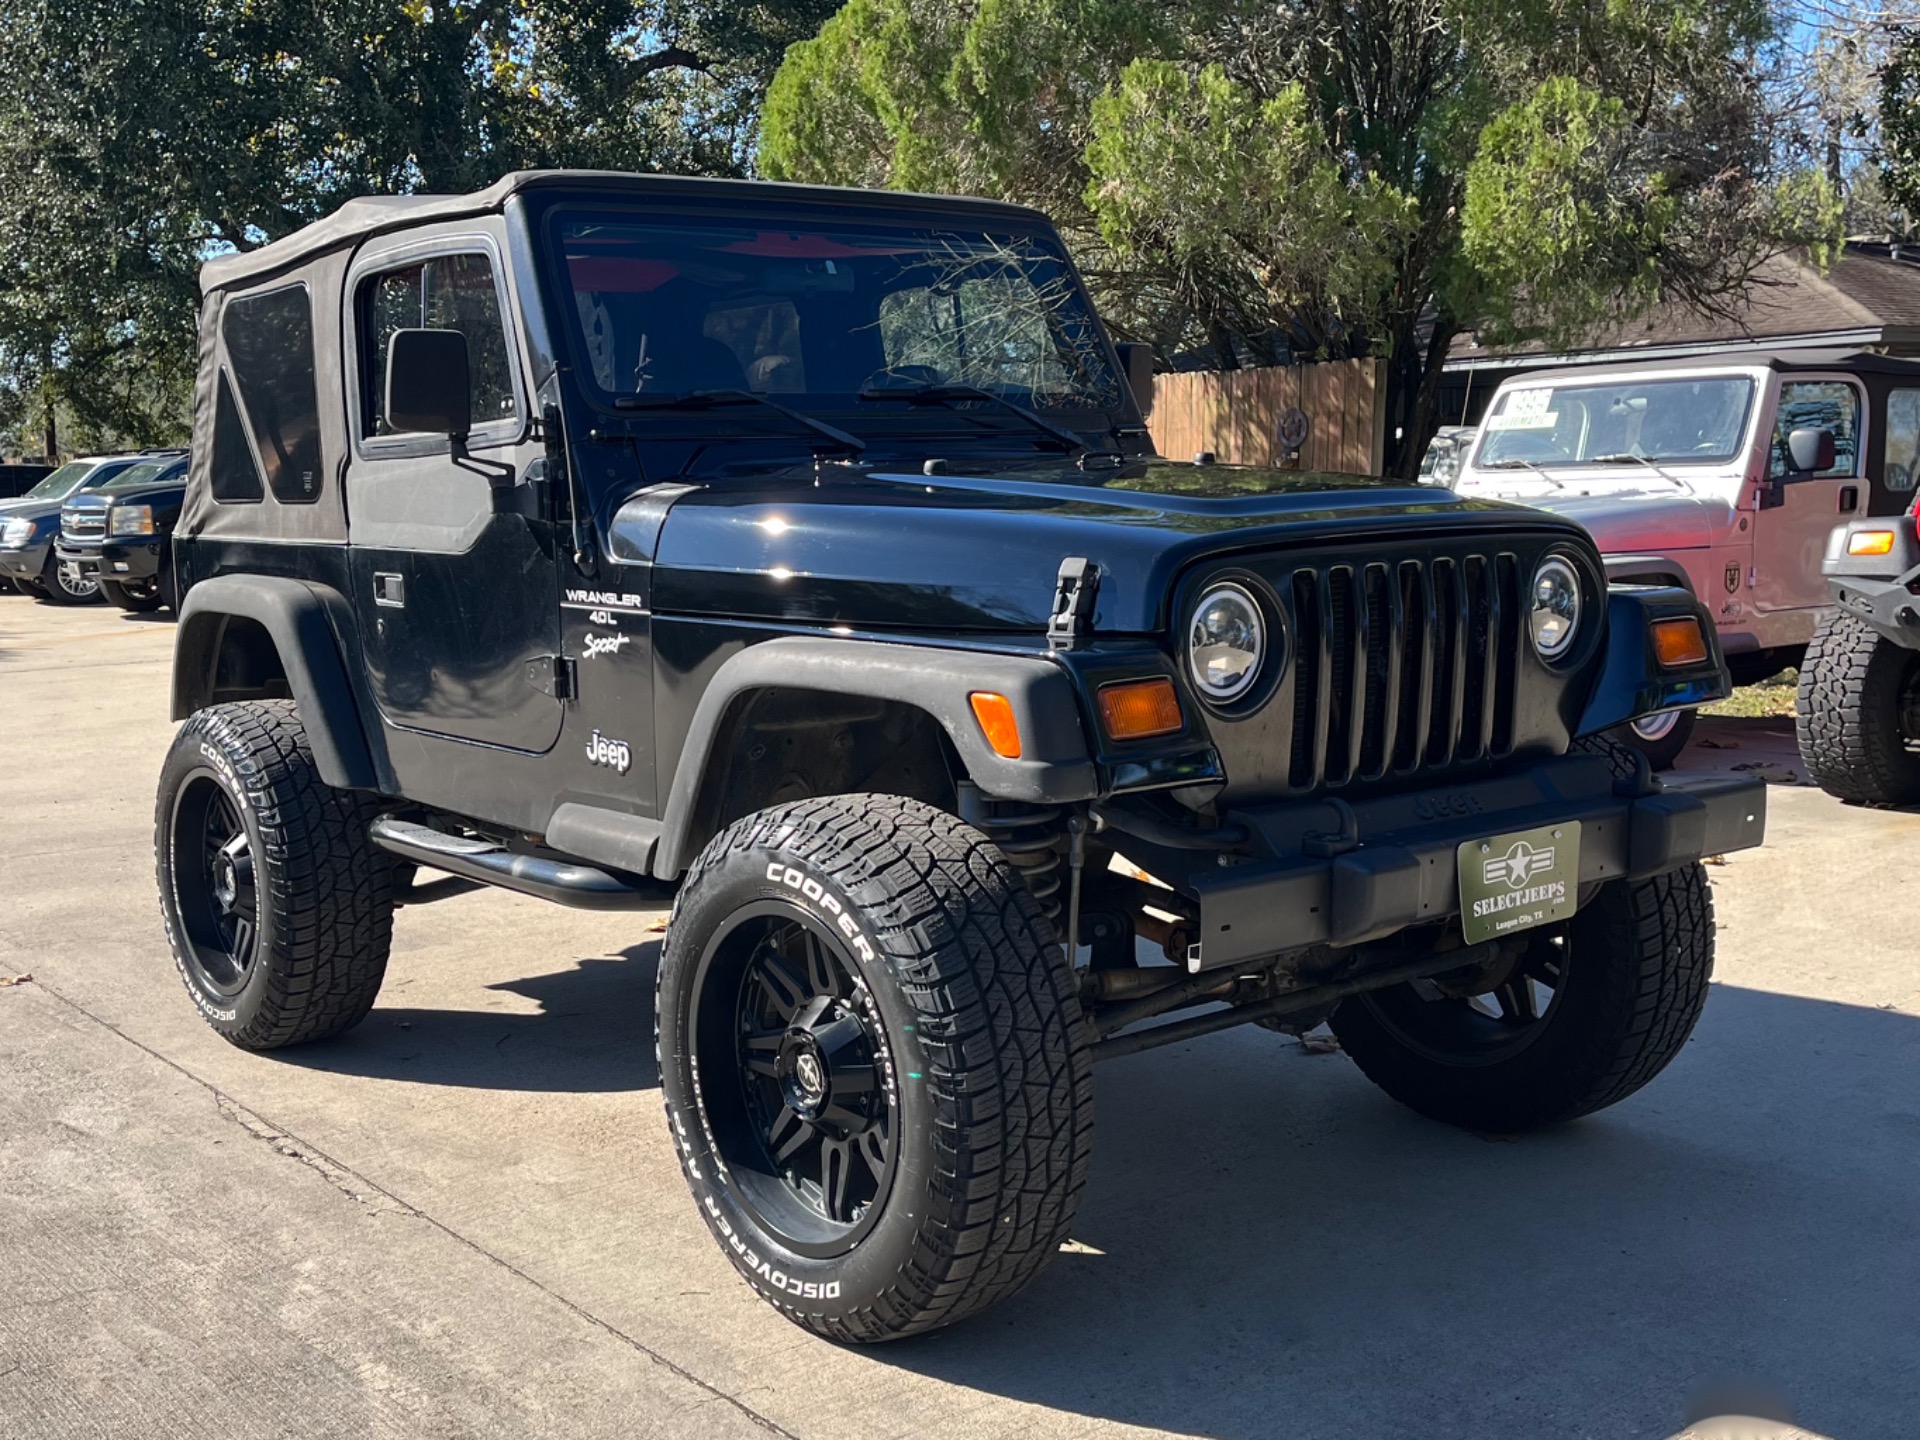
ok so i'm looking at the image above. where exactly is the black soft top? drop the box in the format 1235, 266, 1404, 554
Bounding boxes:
200, 169, 1054, 296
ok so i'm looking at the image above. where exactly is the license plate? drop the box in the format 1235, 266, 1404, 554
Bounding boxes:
1457, 822, 1581, 944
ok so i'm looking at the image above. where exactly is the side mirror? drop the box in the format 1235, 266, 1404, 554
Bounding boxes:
1786, 427, 1836, 476
1115, 342, 1156, 418
386, 328, 472, 438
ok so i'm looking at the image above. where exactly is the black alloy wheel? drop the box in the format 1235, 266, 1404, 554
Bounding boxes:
169, 772, 260, 995
1353, 931, 1567, 1068
692, 905, 897, 1251
1330, 864, 1714, 1132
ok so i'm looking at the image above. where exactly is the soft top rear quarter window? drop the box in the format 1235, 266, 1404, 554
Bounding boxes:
222, 284, 323, 504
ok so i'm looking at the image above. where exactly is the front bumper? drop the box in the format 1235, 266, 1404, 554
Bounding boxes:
0, 538, 49, 581
1183, 753, 1765, 970
98, 537, 162, 581
1822, 517, 1920, 650
54, 540, 104, 583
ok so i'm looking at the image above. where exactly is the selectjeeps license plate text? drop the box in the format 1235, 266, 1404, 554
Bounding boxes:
1456, 822, 1582, 945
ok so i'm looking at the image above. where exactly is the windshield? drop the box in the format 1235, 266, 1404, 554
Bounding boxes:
98, 459, 182, 491
1474, 376, 1755, 469
552, 215, 1125, 419
22, 462, 98, 501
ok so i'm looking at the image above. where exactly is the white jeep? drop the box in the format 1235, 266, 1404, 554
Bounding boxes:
1453, 349, 1920, 765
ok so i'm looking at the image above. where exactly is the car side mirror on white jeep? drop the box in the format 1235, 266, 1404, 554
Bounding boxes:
385, 328, 472, 440
1759, 427, 1838, 509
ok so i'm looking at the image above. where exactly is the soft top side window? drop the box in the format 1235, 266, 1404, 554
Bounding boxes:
222, 285, 323, 504
360, 252, 518, 438
1769, 379, 1862, 479
209, 369, 265, 504
1885, 389, 1920, 493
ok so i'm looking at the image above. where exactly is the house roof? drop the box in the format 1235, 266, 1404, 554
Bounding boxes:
199, 170, 1055, 295
1447, 241, 1920, 372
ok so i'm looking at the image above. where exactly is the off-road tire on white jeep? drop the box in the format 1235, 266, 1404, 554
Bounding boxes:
100, 578, 164, 612
1328, 862, 1714, 1132
656, 794, 1094, 1342
155, 700, 395, 1049
1795, 609, 1920, 806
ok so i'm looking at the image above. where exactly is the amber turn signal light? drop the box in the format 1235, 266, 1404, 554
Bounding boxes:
969, 692, 1023, 759
1650, 616, 1710, 669
1098, 678, 1184, 741
1848, 529, 1897, 557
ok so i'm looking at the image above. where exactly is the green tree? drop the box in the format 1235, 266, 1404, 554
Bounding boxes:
0, 0, 835, 455
762, 0, 1843, 475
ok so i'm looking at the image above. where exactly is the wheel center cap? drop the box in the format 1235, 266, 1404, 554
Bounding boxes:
777, 1035, 831, 1118
213, 856, 238, 909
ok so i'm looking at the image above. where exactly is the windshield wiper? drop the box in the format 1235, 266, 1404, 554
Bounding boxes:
613, 389, 866, 456
1590, 453, 1689, 487
857, 381, 1091, 454
1482, 458, 1563, 488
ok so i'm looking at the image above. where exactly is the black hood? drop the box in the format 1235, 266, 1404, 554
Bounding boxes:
645, 458, 1591, 634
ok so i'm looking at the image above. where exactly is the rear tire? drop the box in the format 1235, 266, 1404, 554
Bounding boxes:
155, 700, 395, 1049
1329, 864, 1714, 1132
100, 578, 164, 612
656, 794, 1093, 1341
1795, 609, 1920, 806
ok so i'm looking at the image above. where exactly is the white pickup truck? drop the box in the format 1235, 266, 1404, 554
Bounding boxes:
1452, 348, 1920, 764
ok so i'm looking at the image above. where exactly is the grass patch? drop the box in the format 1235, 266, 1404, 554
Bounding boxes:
1701, 669, 1798, 719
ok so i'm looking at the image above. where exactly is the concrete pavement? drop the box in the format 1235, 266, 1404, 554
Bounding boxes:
2, 597, 1915, 1440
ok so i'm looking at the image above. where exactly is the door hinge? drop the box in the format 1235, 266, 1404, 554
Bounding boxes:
526, 655, 576, 699
1048, 556, 1100, 650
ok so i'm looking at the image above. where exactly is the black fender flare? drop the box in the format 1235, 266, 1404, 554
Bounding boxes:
652, 636, 1098, 878
1576, 586, 1730, 737
1602, 553, 1696, 593
171, 574, 382, 790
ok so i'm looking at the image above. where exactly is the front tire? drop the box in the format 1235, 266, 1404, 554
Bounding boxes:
1329, 864, 1714, 1132
1796, 609, 1920, 806
1613, 707, 1696, 771
156, 700, 395, 1049
100, 578, 164, 612
38, 550, 101, 605
657, 794, 1093, 1342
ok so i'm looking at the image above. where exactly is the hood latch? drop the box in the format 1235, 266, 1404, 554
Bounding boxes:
1048, 556, 1099, 650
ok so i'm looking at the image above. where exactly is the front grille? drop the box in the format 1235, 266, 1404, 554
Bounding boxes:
62, 511, 105, 541
1282, 553, 1522, 792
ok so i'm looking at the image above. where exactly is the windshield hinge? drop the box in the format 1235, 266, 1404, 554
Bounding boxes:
526, 654, 576, 700
1048, 557, 1100, 650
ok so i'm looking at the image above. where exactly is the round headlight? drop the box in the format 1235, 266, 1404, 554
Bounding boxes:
1188, 583, 1264, 701
1530, 556, 1582, 660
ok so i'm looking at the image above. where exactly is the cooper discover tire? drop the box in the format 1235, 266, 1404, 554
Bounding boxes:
1795, 609, 1920, 806
656, 794, 1094, 1341
1328, 863, 1714, 1132
156, 700, 395, 1049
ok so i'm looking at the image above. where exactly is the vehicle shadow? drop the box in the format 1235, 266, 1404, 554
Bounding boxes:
874, 984, 1918, 1440
273, 942, 662, 1093
1679, 713, 1806, 784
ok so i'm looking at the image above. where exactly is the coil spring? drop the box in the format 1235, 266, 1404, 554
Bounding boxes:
974, 803, 1069, 931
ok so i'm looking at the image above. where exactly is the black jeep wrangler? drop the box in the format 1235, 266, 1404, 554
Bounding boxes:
159, 170, 1765, 1341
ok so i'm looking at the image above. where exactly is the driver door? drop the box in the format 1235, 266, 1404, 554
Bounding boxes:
344, 224, 564, 757
1752, 375, 1866, 623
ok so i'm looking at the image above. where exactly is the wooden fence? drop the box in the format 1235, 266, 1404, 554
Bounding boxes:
1148, 357, 1387, 475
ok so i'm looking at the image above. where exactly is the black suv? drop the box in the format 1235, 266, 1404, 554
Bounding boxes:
56, 451, 189, 611
158, 171, 1765, 1340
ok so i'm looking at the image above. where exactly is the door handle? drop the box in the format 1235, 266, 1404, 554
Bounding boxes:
1839, 485, 1859, 512
373, 571, 406, 607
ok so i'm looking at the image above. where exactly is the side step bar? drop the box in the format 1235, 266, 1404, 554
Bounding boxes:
369, 816, 674, 911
